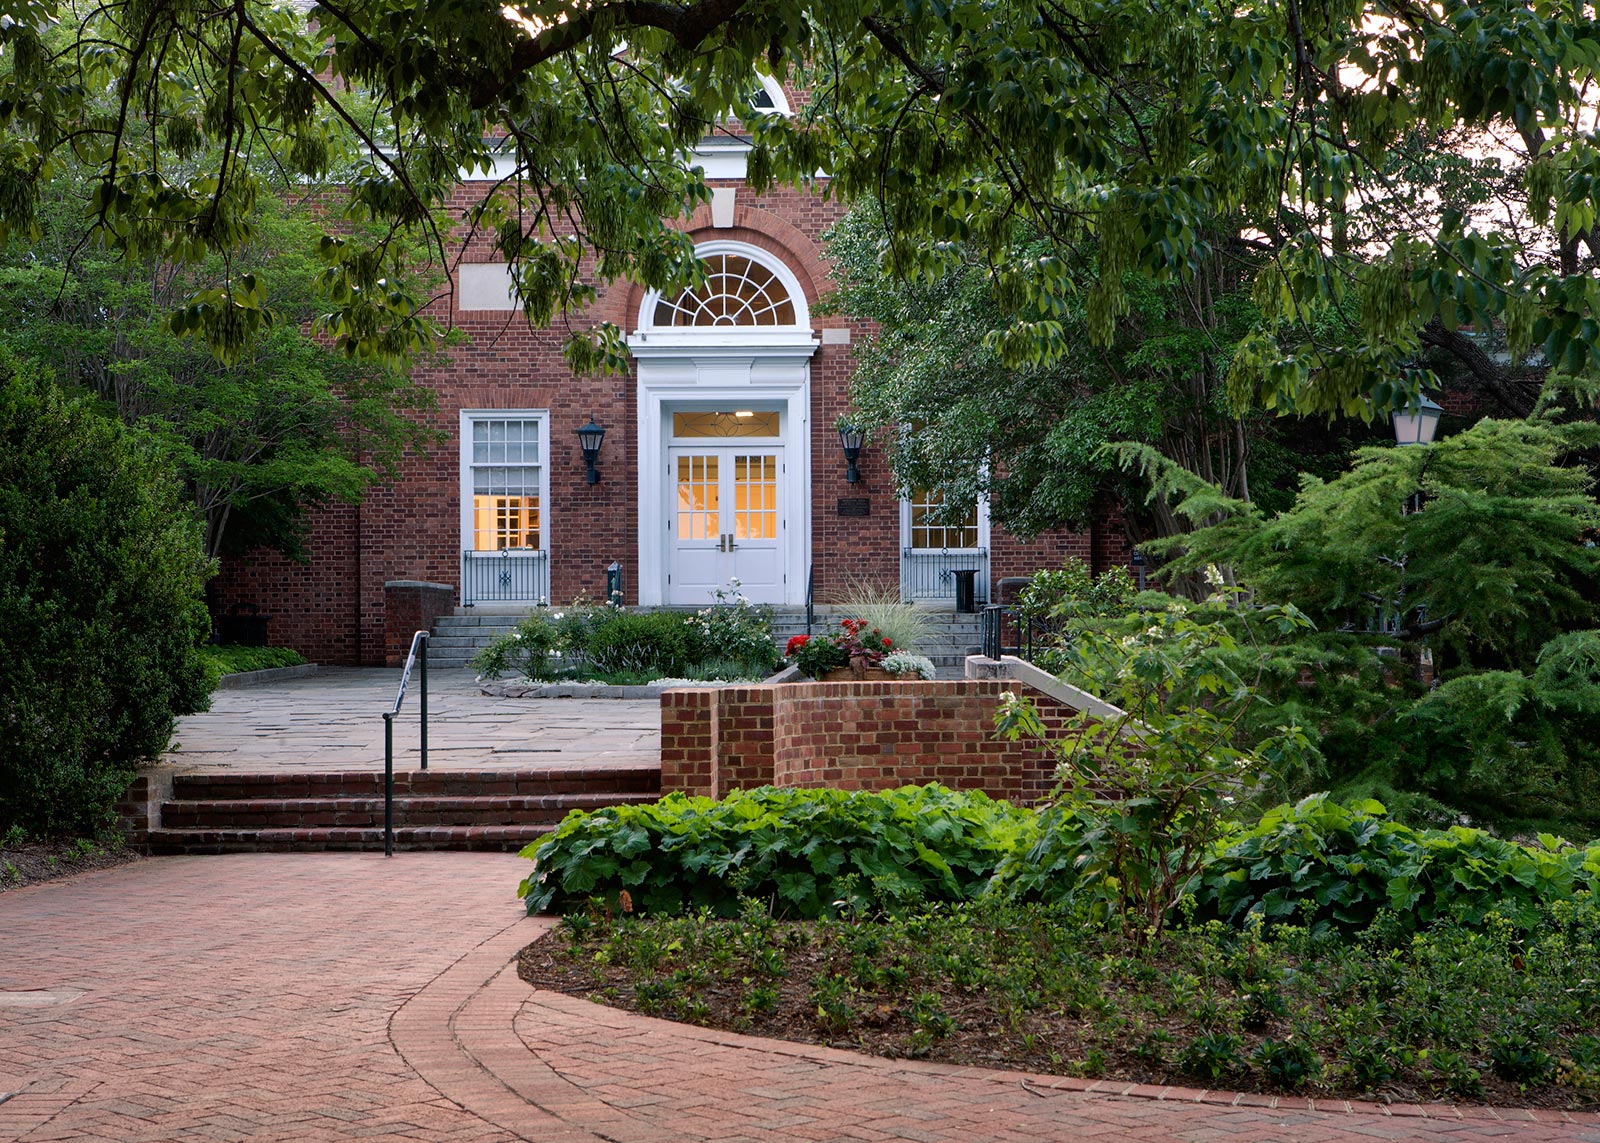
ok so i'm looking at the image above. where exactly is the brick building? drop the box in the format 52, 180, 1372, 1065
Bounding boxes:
213, 77, 1130, 665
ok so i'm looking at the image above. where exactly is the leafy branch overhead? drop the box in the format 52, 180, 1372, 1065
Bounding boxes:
5, 1, 1600, 414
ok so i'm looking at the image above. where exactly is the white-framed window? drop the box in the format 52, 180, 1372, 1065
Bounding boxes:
460, 411, 549, 552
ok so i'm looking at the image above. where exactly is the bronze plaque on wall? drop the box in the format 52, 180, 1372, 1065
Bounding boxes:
836, 497, 871, 517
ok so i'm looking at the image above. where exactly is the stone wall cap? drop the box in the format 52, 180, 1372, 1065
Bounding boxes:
384, 580, 455, 591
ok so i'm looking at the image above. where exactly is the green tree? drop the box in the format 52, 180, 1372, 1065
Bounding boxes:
6, 0, 1600, 426
827, 208, 1375, 546
0, 351, 211, 838
0, 167, 440, 560
1123, 399, 1600, 669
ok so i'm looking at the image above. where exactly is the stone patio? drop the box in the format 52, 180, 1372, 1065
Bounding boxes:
164, 667, 661, 774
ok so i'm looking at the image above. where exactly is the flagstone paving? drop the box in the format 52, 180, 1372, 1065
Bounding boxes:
165, 667, 661, 773
4, 855, 1599, 1143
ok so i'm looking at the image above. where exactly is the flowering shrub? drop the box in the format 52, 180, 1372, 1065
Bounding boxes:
881, 651, 937, 680
789, 617, 896, 678
695, 582, 780, 676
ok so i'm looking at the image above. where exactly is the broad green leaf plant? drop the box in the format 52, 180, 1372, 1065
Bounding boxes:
994, 578, 1312, 942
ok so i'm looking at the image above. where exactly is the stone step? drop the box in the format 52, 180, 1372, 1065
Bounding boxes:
146, 825, 554, 854
169, 767, 662, 802
159, 791, 652, 830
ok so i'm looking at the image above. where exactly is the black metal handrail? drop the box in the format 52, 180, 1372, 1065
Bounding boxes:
805, 564, 815, 636
979, 604, 1061, 663
382, 629, 429, 857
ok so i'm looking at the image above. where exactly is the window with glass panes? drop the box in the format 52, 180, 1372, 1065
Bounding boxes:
468, 417, 544, 550
907, 488, 980, 549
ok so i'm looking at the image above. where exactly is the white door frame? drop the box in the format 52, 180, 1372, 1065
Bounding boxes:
631, 343, 816, 605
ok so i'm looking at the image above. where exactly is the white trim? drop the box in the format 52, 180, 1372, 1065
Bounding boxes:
631, 239, 813, 336
458, 409, 551, 554
752, 73, 792, 116
635, 363, 813, 606
899, 492, 992, 553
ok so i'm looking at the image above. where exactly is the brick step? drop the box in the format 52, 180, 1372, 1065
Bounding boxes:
170, 766, 662, 802
159, 791, 652, 830
146, 825, 556, 854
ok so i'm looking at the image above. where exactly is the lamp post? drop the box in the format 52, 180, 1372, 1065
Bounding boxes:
576, 416, 605, 484
837, 422, 865, 483
1392, 394, 1443, 447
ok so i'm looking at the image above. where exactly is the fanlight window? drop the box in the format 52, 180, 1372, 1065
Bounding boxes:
651, 254, 798, 328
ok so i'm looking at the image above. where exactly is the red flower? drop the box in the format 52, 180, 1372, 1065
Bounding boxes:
785, 635, 809, 656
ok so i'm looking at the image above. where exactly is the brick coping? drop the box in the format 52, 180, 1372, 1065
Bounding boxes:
390, 923, 1600, 1140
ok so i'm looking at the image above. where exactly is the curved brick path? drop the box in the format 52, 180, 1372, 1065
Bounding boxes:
5, 857, 1599, 1143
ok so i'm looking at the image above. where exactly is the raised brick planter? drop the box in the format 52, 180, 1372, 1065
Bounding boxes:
385, 580, 456, 667
661, 679, 1079, 804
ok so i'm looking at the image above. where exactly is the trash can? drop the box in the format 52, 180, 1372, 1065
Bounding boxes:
952, 569, 978, 614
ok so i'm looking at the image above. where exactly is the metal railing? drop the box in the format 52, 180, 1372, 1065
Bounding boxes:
901, 547, 989, 603
979, 604, 1059, 663
805, 564, 815, 636
382, 630, 429, 857
461, 549, 550, 605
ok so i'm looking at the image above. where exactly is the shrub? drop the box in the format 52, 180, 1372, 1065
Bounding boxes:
692, 583, 780, 675
472, 606, 567, 680
519, 785, 1038, 917
1016, 558, 1137, 622
0, 355, 212, 838
200, 645, 307, 680
586, 610, 706, 675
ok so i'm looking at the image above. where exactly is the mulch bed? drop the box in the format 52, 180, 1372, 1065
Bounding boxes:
0, 841, 142, 892
517, 928, 1599, 1113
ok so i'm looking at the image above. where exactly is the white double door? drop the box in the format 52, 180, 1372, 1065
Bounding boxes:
667, 445, 785, 604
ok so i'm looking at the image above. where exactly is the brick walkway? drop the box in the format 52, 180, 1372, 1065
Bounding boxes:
5, 857, 1599, 1143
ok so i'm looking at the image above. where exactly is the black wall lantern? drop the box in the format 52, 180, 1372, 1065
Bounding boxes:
837, 422, 865, 484
576, 415, 606, 484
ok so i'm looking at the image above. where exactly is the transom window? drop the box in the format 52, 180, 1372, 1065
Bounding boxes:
907, 488, 980, 550
652, 254, 798, 328
468, 417, 544, 551
672, 410, 781, 437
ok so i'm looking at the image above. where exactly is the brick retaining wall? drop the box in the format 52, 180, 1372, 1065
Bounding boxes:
660, 680, 1080, 804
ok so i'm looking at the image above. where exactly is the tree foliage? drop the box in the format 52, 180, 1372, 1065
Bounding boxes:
6, 0, 1600, 421
0, 351, 211, 838
827, 206, 1375, 542
0, 164, 440, 559
1128, 402, 1600, 668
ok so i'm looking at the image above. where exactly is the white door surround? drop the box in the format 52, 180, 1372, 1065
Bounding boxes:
629, 240, 819, 606
631, 354, 814, 605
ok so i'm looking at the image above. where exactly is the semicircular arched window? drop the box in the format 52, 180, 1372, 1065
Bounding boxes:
651, 253, 799, 328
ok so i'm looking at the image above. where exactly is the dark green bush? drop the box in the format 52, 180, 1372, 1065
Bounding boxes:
584, 610, 706, 676
0, 355, 212, 837
519, 784, 1037, 917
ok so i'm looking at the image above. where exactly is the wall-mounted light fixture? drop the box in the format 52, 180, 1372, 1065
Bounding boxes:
576, 416, 606, 484
837, 422, 865, 484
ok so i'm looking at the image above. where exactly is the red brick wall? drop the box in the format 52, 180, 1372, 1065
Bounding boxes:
214, 181, 1127, 663
660, 679, 1082, 805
